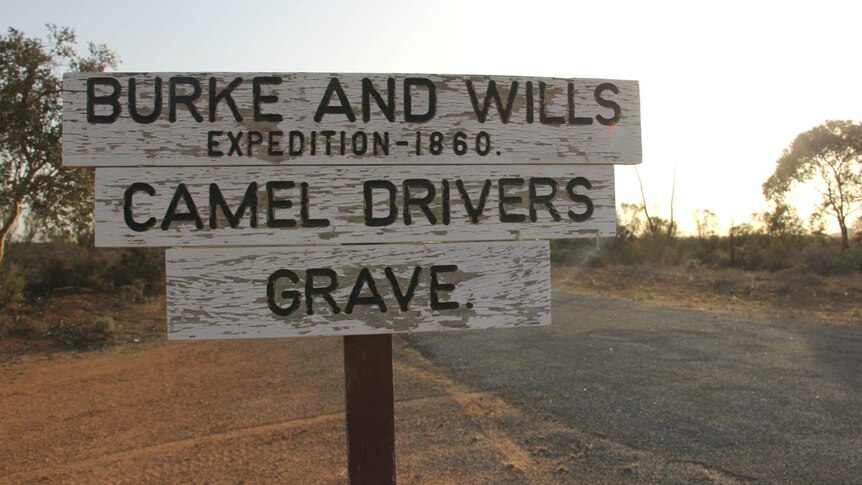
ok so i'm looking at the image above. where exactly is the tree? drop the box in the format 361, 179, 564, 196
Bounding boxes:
763, 120, 862, 251
0, 25, 117, 265
635, 166, 677, 239
693, 209, 717, 238
756, 202, 804, 237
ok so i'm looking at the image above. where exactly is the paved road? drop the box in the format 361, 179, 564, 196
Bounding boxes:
406, 292, 862, 484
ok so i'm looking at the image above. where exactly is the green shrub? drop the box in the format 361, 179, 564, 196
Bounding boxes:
90, 316, 122, 338
560, 222, 860, 275
803, 246, 862, 275
0, 264, 26, 310
120, 279, 150, 304
0, 313, 33, 337
4, 241, 164, 298
49, 316, 123, 348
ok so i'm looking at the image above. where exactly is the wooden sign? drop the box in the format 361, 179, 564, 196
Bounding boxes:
61, 68, 638, 482
95, 165, 614, 247
166, 241, 550, 340
62, 73, 641, 166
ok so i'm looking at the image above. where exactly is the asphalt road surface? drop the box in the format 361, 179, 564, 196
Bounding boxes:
405, 292, 862, 484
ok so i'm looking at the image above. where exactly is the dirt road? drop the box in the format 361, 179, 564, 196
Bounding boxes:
2, 292, 860, 484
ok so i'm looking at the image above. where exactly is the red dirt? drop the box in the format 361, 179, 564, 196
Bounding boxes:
1, 294, 572, 484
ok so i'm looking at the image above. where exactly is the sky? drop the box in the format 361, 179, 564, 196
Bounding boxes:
4, 0, 861, 234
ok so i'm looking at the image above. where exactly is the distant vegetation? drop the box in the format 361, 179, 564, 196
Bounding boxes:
0, 239, 164, 342
1, 24, 119, 320
553, 201, 861, 274
0, 25, 117, 268
0, 28, 860, 338
764, 120, 862, 252
552, 118, 861, 275
2, 239, 164, 299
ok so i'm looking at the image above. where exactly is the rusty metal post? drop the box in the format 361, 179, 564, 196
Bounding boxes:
343, 334, 396, 484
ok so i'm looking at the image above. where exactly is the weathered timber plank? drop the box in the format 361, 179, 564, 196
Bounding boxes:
63, 73, 640, 166
166, 241, 550, 339
95, 165, 615, 247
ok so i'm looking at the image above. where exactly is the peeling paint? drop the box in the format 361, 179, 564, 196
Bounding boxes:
166, 241, 550, 339
62, 73, 640, 167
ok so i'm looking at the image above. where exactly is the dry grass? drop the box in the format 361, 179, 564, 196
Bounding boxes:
0, 292, 165, 358
553, 264, 862, 325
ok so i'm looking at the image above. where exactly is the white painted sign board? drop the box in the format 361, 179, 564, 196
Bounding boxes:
95, 165, 615, 247
61, 71, 642, 338
166, 241, 550, 339
63, 73, 641, 166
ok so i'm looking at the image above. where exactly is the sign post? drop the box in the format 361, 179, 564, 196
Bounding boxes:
344, 334, 396, 484
62, 72, 640, 483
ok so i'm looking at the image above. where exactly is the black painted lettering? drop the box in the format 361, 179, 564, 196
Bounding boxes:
456, 180, 491, 223
403, 179, 437, 225
253, 76, 283, 122
209, 182, 258, 229
266, 181, 297, 228
123, 182, 156, 232
305, 268, 340, 315
267, 269, 301, 316
430, 265, 459, 311
207, 131, 224, 156
567, 83, 593, 125
525, 81, 534, 124
539, 81, 564, 125
321, 130, 335, 155
161, 183, 203, 230
300, 182, 330, 228
373, 131, 389, 156
269, 131, 284, 156
529, 178, 561, 222
363, 180, 397, 227
466, 80, 518, 123
403, 78, 436, 122
499, 178, 526, 223
227, 131, 243, 156
289, 131, 304, 156
247, 131, 263, 156
314, 78, 356, 122
384, 267, 421, 311
566, 177, 594, 222
441, 180, 450, 225
209, 77, 244, 122
86, 77, 121, 123
128, 77, 161, 123
595, 82, 621, 126
352, 131, 367, 155
361, 77, 395, 122
168, 77, 203, 122
345, 268, 387, 314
